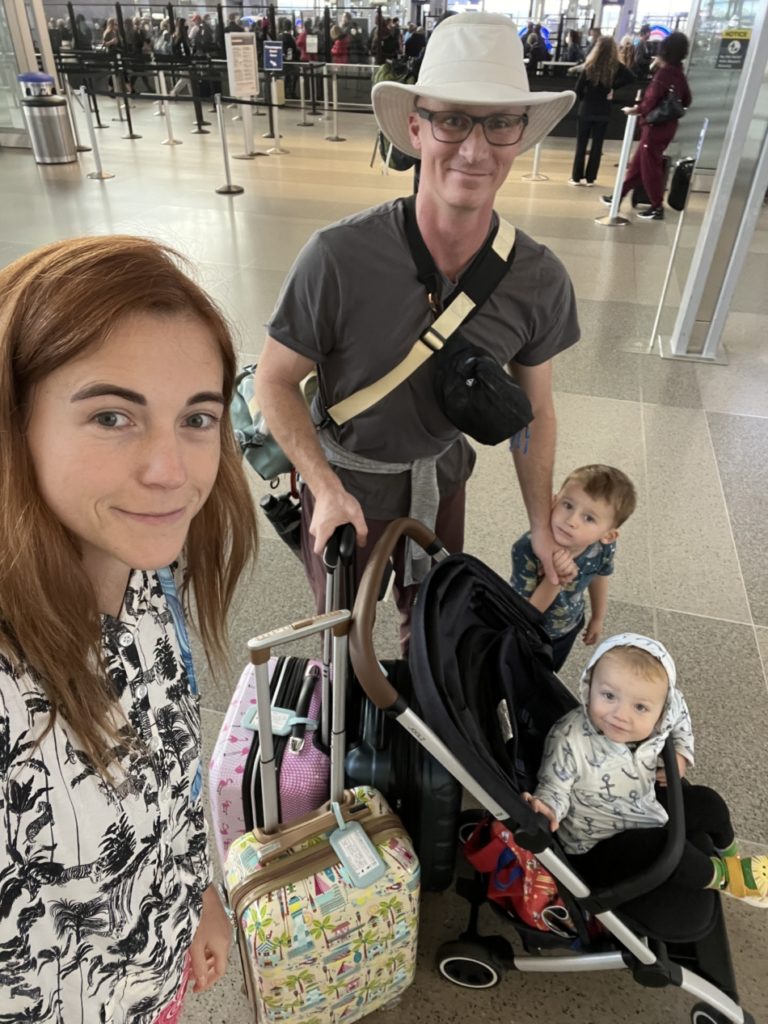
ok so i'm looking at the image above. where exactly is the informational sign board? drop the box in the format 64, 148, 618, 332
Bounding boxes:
225, 32, 258, 97
306, 34, 319, 55
715, 28, 751, 70
263, 41, 284, 72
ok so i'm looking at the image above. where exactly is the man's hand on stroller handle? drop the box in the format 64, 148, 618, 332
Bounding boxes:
522, 792, 559, 832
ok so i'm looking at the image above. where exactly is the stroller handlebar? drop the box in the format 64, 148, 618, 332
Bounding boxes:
350, 517, 444, 711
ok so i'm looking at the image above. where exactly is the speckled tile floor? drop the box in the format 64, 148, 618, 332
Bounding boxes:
2, 96, 767, 1024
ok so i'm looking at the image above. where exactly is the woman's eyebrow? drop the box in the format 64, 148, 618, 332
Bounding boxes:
71, 384, 146, 404
71, 385, 226, 405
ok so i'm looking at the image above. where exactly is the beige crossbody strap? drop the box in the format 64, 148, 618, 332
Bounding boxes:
327, 219, 516, 427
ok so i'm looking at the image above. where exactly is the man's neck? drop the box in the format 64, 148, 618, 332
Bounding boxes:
415, 194, 496, 282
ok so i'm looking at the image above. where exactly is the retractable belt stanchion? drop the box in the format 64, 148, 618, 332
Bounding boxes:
80, 85, 114, 180
521, 141, 548, 181
158, 71, 181, 145
88, 82, 107, 129
262, 73, 276, 138
63, 74, 90, 152
297, 67, 312, 126
324, 65, 345, 143
322, 64, 330, 121
190, 68, 210, 134
596, 110, 637, 227
118, 69, 141, 140
214, 93, 244, 194
233, 96, 266, 159
267, 76, 288, 155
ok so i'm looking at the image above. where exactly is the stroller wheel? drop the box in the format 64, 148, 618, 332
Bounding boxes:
436, 940, 502, 989
690, 1003, 736, 1024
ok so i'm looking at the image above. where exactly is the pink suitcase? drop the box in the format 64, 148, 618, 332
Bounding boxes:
209, 655, 329, 866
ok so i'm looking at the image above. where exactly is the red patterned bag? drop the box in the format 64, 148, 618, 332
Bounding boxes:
463, 817, 575, 936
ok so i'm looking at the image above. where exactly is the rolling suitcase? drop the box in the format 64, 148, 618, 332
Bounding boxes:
209, 527, 354, 866
225, 606, 420, 1024
667, 156, 695, 211
209, 656, 327, 865
346, 658, 463, 892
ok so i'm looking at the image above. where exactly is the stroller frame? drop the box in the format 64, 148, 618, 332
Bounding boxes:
348, 518, 756, 1024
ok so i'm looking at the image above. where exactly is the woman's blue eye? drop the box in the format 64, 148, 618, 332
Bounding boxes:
94, 411, 128, 428
186, 412, 218, 429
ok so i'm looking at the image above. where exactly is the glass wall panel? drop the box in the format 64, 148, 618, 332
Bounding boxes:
0, 0, 25, 131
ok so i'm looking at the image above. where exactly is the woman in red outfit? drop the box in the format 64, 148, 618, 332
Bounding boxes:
605, 31, 692, 221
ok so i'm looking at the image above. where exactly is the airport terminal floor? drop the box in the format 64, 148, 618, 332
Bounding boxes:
2, 97, 767, 1023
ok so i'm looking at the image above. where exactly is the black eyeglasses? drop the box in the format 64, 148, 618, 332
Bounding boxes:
415, 107, 529, 147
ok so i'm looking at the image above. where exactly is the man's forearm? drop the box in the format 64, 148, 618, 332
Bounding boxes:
255, 375, 340, 499
512, 405, 557, 532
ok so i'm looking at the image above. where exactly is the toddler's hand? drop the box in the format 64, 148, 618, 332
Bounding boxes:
582, 617, 603, 646
656, 753, 689, 787
522, 792, 559, 832
552, 547, 578, 584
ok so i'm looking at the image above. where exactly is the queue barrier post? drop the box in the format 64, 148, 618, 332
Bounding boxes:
521, 142, 548, 182
118, 70, 141, 140
324, 66, 345, 143
322, 64, 330, 121
297, 68, 313, 127
595, 111, 636, 227
267, 77, 289, 155
233, 96, 266, 159
63, 74, 90, 152
80, 85, 114, 180
159, 71, 181, 146
214, 92, 244, 194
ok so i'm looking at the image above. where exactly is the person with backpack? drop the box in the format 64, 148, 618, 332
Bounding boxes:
254, 14, 581, 646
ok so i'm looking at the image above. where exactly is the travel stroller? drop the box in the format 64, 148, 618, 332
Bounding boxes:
348, 518, 756, 1024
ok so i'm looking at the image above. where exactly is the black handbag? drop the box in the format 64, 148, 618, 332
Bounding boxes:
645, 86, 685, 126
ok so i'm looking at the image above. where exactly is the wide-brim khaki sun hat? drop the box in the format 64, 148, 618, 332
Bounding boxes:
372, 13, 575, 159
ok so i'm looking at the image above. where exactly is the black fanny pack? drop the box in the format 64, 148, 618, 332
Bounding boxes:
402, 196, 533, 446
431, 332, 532, 445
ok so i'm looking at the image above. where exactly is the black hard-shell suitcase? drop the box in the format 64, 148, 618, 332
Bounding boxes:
667, 157, 695, 211
631, 155, 670, 207
345, 659, 463, 892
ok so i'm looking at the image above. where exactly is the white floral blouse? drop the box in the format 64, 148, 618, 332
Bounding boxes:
0, 568, 210, 1023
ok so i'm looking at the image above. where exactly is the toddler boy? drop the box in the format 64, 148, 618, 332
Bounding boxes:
511, 464, 636, 670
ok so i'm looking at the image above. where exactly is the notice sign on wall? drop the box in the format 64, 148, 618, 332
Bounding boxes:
225, 33, 259, 97
715, 28, 751, 70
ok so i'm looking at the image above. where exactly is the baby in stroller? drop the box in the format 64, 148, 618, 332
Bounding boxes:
525, 632, 768, 906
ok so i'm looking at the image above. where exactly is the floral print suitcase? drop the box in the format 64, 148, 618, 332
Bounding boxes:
225, 786, 420, 1023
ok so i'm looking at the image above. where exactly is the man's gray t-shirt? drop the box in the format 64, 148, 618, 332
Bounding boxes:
268, 198, 579, 519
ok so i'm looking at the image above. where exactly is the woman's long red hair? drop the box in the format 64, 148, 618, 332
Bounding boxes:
0, 236, 258, 775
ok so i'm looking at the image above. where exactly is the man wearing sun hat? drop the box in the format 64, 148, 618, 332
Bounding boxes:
255, 13, 580, 642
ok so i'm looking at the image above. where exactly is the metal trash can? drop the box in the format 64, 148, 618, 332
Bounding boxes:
18, 72, 77, 165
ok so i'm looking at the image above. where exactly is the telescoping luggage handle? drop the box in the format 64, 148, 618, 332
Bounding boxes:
248, 524, 356, 836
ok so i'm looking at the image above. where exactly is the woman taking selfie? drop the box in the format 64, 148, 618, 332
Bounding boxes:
0, 236, 257, 1022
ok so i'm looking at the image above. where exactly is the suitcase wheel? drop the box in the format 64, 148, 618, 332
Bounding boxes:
436, 939, 503, 989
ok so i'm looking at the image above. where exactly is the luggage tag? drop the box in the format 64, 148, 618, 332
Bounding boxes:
242, 705, 317, 737
328, 801, 387, 889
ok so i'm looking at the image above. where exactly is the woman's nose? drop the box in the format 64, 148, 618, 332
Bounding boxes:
138, 431, 188, 488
